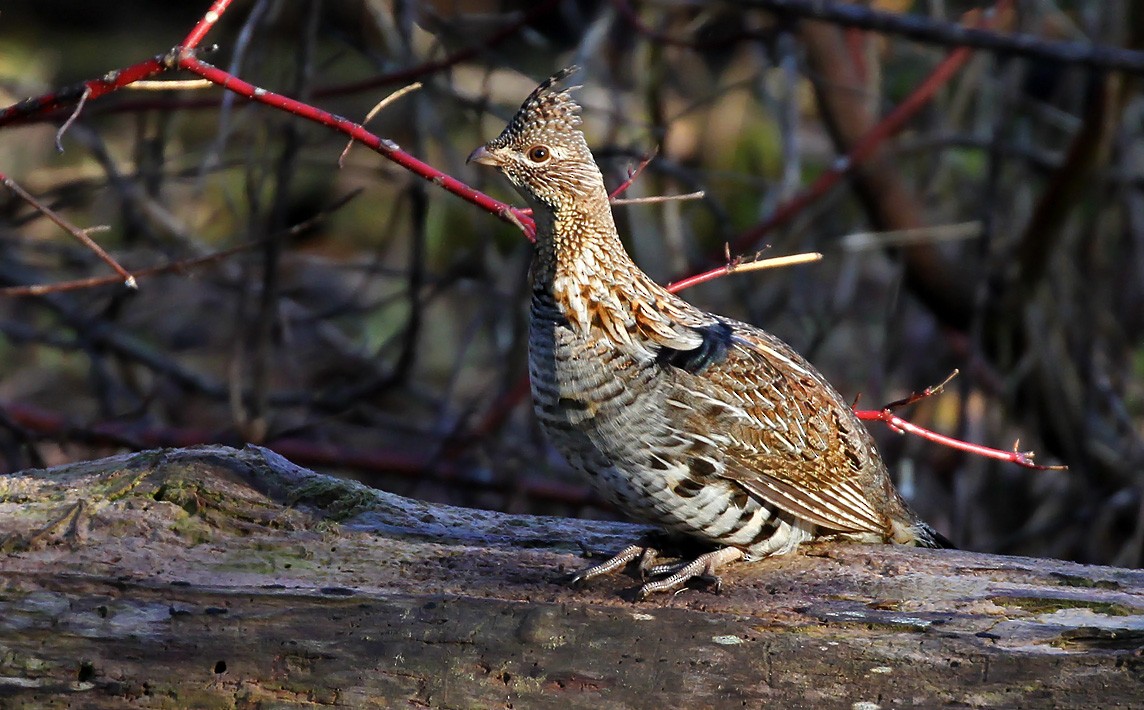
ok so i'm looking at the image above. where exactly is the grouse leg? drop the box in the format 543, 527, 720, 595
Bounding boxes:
634, 546, 744, 599
567, 543, 649, 586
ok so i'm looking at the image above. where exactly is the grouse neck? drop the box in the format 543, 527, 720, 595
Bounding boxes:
532, 200, 643, 289
531, 199, 692, 345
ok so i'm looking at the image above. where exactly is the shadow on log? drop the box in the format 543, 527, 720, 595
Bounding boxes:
1, 445, 1142, 707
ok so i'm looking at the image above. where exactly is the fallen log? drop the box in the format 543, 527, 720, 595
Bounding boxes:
1, 445, 1141, 708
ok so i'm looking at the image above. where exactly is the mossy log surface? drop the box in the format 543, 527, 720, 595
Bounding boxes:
1, 445, 1142, 709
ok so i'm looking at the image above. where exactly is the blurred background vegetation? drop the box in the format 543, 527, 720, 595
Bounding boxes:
1, 0, 1141, 567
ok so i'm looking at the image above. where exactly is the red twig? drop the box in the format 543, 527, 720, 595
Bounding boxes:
0, 55, 169, 128
0, 0, 230, 128
666, 249, 822, 293
1, 2, 561, 128
176, 53, 535, 238
0, 0, 533, 236
878, 369, 961, 411
860, 408, 1065, 470
666, 263, 742, 294
181, 0, 234, 49
609, 150, 658, 199
854, 371, 1066, 471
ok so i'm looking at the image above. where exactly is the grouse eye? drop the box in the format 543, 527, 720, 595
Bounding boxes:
527, 145, 550, 163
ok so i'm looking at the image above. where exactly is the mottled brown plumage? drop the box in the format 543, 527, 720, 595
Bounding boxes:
469, 67, 943, 598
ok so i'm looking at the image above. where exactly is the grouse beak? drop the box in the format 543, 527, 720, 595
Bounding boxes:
466, 145, 499, 166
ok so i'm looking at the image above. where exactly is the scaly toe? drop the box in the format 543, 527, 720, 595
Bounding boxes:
632, 547, 744, 599
564, 543, 648, 587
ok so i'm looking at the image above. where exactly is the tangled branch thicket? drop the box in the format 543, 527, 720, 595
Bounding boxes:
1, 0, 1142, 567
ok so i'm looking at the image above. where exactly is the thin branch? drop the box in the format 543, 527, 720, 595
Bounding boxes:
853, 371, 1068, 472
740, 0, 1144, 74
175, 54, 537, 239
840, 221, 982, 251
611, 190, 705, 206
0, 172, 136, 289
0, 189, 360, 297
731, 1, 1011, 252
126, 79, 215, 91
609, 150, 658, 199
0, 55, 169, 127
667, 251, 823, 293
54, 86, 90, 151
880, 370, 961, 411
339, 82, 423, 167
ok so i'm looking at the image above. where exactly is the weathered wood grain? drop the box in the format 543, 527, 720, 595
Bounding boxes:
1, 445, 1142, 708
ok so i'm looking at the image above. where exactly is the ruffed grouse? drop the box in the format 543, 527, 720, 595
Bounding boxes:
469, 67, 945, 598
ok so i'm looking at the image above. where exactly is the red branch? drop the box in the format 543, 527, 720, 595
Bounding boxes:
667, 246, 761, 293
181, 0, 234, 49
852, 372, 1064, 471
609, 151, 658, 199
858, 407, 1063, 470
0, 0, 1057, 474
0, 0, 229, 128
176, 53, 535, 238
730, 0, 1013, 252
0, 56, 168, 128
1, 2, 561, 128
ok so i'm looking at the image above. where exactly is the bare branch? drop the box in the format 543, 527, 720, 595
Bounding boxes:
0, 173, 136, 289
668, 251, 823, 293
54, 86, 90, 151
125, 79, 214, 91
741, 0, 1144, 74
611, 191, 705, 206
340, 82, 423, 168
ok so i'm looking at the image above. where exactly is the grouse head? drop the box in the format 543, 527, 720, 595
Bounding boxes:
468, 67, 606, 212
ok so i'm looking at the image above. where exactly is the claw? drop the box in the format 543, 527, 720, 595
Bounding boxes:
696, 573, 723, 595
636, 547, 660, 579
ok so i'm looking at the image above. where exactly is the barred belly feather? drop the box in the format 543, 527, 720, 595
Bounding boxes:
530, 292, 817, 558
